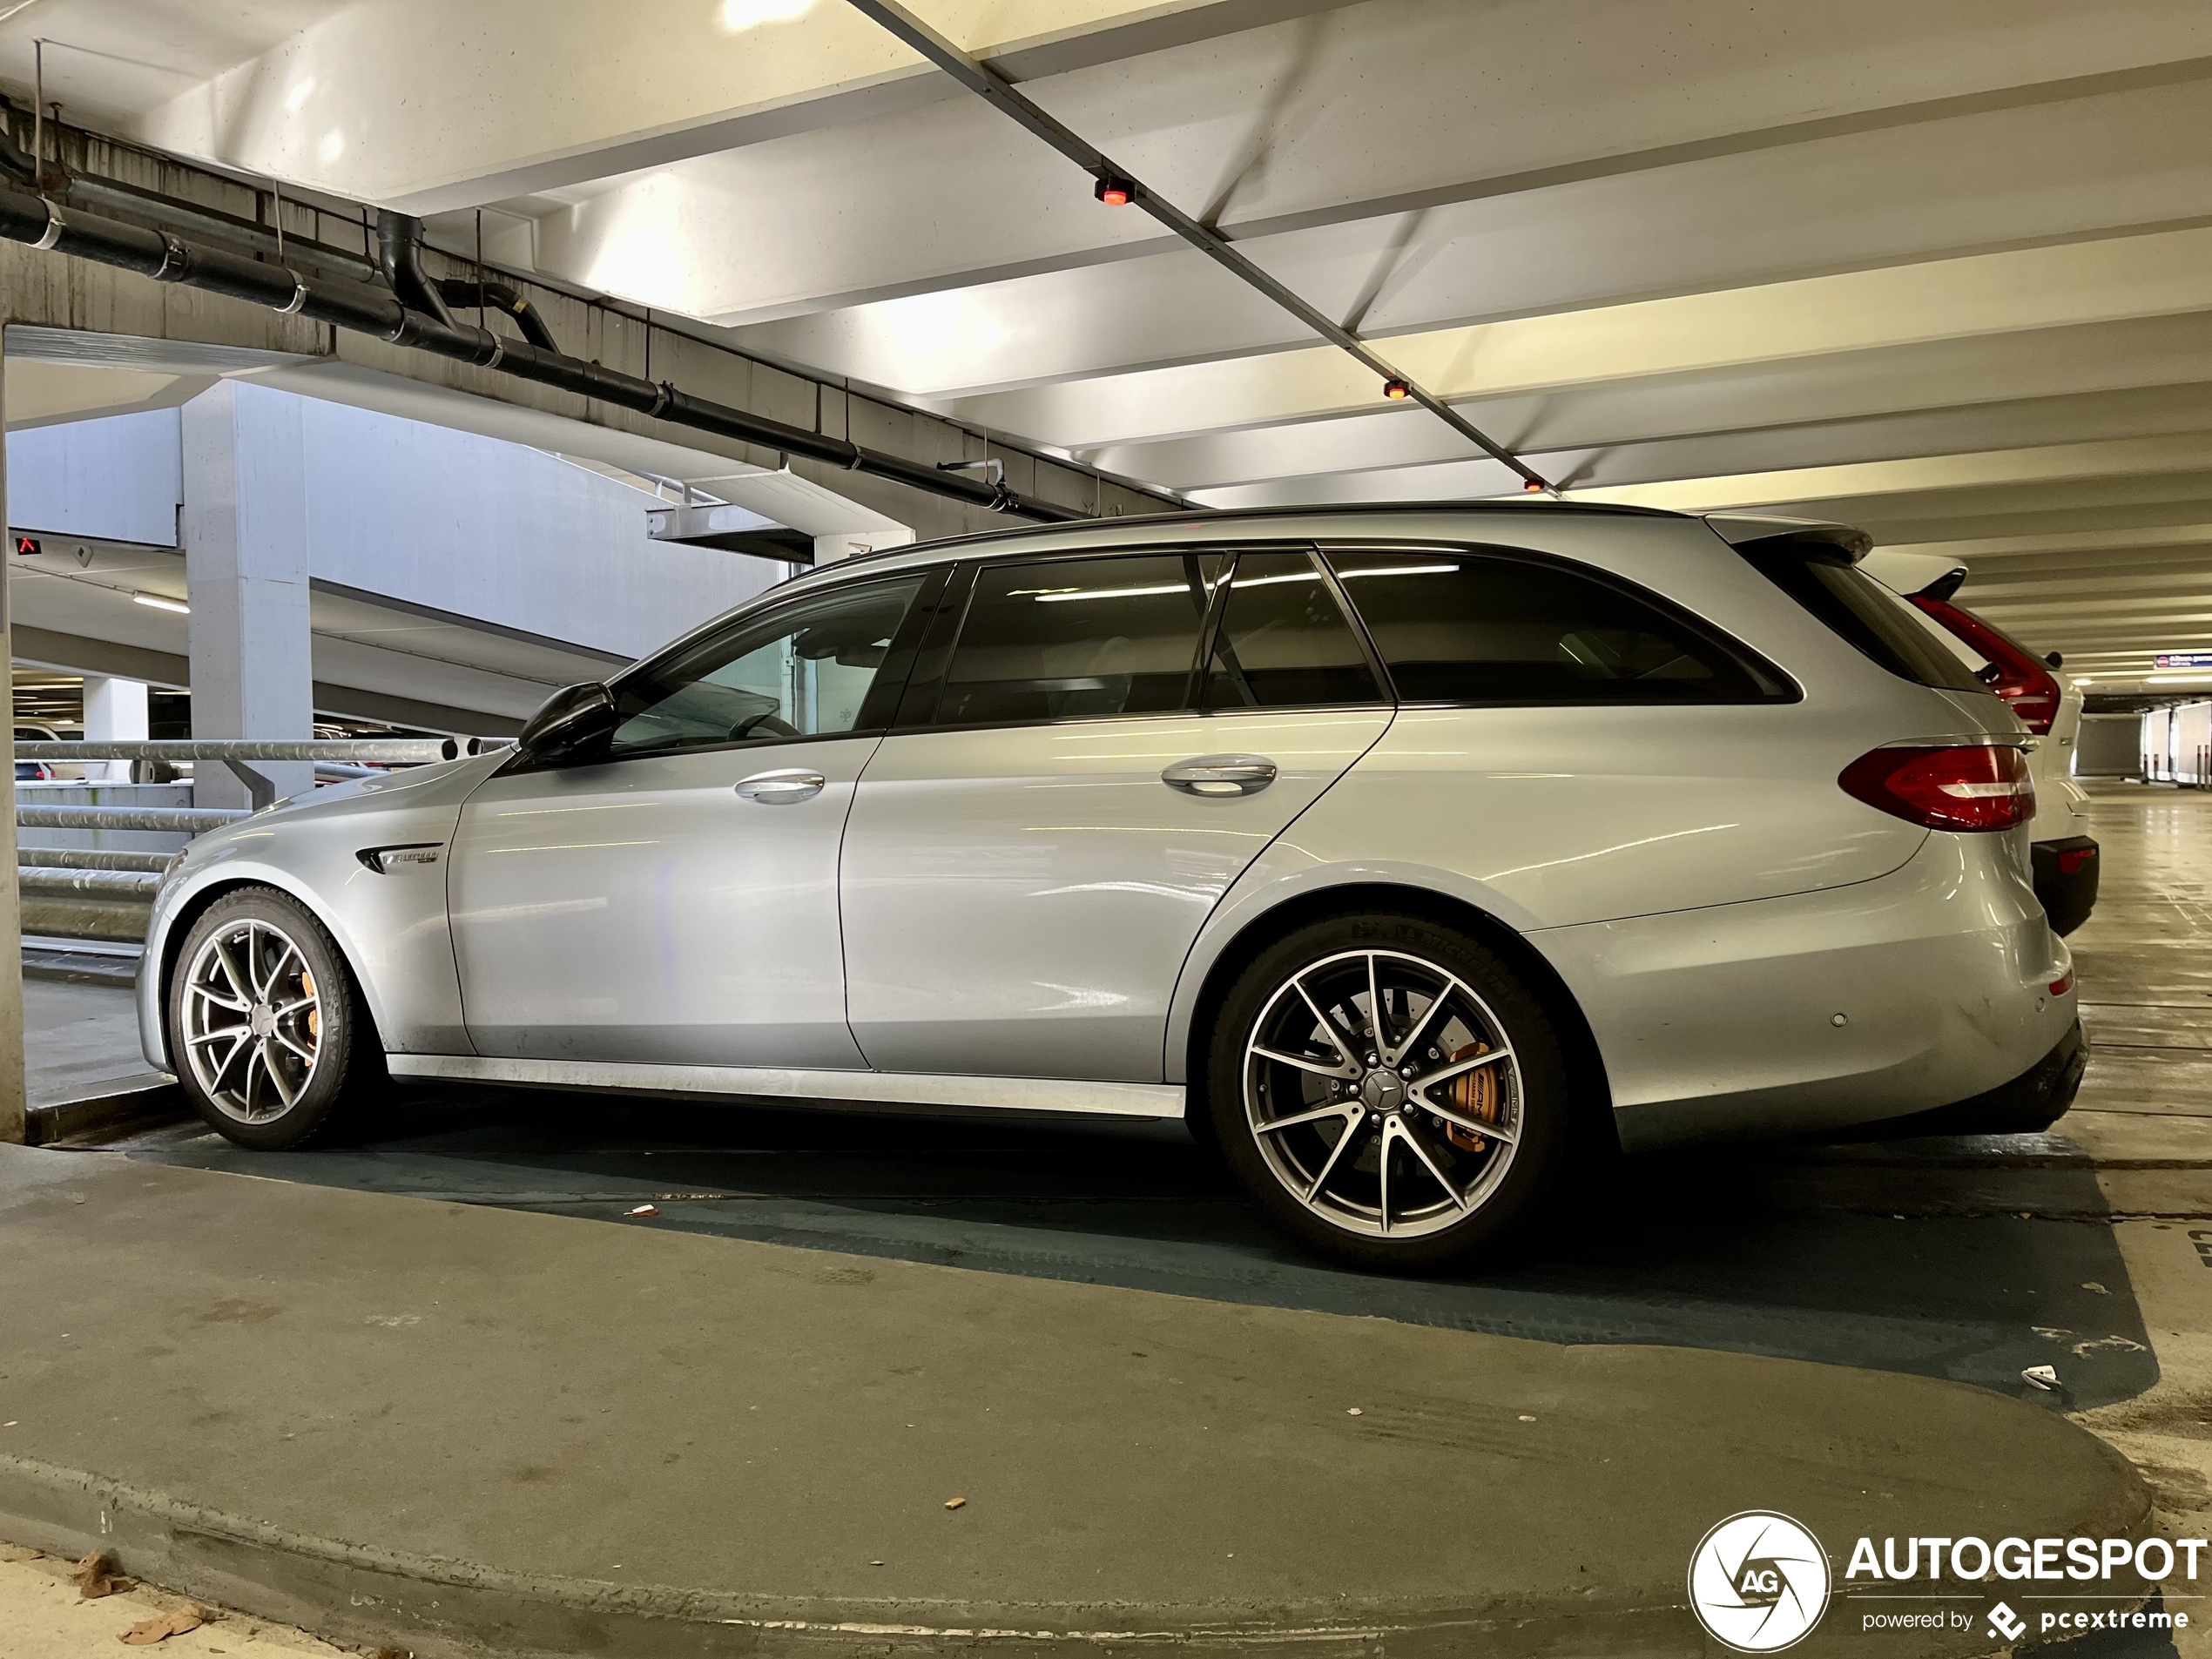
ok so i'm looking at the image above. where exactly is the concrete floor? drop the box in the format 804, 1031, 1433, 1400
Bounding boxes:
23, 976, 165, 1111
6, 781, 2209, 1656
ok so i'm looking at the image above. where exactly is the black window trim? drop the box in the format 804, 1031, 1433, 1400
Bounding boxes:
897, 542, 1389, 738
532, 563, 950, 772
1316, 537, 1801, 709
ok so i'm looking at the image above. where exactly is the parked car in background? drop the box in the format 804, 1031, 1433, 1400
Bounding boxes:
1863, 552, 2097, 935
15, 723, 64, 782
140, 506, 2083, 1268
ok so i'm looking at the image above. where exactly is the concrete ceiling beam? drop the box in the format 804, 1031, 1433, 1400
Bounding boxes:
731, 73, 2212, 393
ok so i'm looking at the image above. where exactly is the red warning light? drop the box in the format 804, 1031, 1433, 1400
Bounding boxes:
1523, 479, 1547, 493
12, 536, 39, 556
1381, 379, 1411, 401
1095, 173, 1135, 206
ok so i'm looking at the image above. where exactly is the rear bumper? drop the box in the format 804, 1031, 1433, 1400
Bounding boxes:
1534, 830, 2077, 1151
2032, 834, 2100, 936
1861, 1021, 2087, 1138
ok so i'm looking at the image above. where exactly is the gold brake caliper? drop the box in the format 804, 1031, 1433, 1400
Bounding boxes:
301, 968, 320, 1042
1439, 1042, 1499, 1150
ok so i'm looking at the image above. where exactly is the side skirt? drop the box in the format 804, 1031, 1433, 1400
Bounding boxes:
384, 1054, 1184, 1120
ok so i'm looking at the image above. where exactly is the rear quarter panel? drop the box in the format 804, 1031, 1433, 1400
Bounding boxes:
1163, 513, 2022, 1081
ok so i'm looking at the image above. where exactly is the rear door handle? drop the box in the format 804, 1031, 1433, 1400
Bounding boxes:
1162, 754, 1278, 797
736, 769, 826, 804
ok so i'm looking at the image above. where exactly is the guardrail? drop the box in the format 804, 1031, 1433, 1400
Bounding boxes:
14, 737, 511, 943
14, 738, 508, 763
19, 806, 248, 833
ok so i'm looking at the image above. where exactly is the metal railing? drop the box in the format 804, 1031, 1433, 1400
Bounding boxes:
14, 738, 510, 944
19, 805, 246, 833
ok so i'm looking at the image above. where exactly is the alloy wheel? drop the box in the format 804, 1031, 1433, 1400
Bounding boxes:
180, 918, 322, 1123
1243, 948, 1523, 1238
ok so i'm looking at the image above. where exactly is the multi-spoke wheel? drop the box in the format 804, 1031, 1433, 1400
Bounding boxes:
1207, 914, 1572, 1268
167, 887, 379, 1149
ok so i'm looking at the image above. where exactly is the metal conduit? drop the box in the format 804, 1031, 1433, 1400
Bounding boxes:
0, 181, 1096, 525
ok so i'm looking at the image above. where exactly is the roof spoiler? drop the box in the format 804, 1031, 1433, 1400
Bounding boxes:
1705, 513, 1874, 561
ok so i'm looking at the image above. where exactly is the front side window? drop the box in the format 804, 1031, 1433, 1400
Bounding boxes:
1326, 549, 1770, 704
607, 575, 927, 759
1199, 551, 1382, 709
934, 553, 1224, 725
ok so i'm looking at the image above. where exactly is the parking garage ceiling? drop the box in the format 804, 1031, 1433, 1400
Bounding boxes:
4, 0, 2211, 690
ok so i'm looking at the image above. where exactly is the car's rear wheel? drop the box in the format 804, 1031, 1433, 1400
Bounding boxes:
169, 887, 380, 1150
1206, 913, 1573, 1269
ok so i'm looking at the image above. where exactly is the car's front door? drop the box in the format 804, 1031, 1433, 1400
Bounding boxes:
449, 568, 938, 1068
840, 548, 1393, 1082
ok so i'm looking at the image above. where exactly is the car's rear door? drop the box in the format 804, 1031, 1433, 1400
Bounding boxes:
840, 546, 1393, 1082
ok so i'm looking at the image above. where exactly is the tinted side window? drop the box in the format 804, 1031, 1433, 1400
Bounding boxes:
608, 575, 927, 758
1200, 551, 1382, 709
1325, 550, 1766, 704
1737, 537, 1989, 693
935, 553, 1224, 725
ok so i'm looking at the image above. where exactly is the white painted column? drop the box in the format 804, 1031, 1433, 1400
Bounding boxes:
180, 383, 314, 809
81, 676, 148, 782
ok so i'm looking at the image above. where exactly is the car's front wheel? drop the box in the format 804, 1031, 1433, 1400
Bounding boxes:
1207, 913, 1573, 1270
168, 887, 381, 1150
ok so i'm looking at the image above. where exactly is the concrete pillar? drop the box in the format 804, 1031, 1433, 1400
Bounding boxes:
180, 382, 314, 809
0, 342, 27, 1144
81, 676, 148, 782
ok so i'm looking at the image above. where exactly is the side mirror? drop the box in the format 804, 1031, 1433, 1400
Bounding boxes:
2045, 651, 2063, 669
516, 682, 617, 764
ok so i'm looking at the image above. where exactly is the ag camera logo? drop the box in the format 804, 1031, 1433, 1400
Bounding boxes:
1689, 1511, 1832, 1652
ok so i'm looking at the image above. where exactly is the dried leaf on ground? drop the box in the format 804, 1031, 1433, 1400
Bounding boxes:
119, 1604, 206, 1644
77, 1549, 133, 1599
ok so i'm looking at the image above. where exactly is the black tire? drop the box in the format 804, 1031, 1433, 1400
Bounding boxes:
166, 887, 383, 1150
1205, 911, 1574, 1271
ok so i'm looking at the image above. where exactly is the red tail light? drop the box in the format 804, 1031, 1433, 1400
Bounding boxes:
1839, 745, 2034, 832
1909, 596, 2060, 733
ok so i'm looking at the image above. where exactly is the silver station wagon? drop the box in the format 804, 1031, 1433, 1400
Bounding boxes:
140, 505, 2083, 1267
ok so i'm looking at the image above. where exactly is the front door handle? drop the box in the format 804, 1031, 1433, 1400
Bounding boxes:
736, 769, 826, 804
1162, 754, 1278, 797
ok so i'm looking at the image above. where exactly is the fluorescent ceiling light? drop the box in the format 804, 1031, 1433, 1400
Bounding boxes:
719, 0, 812, 30
132, 593, 189, 615
2146, 672, 2212, 684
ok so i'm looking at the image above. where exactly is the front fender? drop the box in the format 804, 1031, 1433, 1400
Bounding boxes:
138, 754, 502, 1073
140, 858, 390, 1071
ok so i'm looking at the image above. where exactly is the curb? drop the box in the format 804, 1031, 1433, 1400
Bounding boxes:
0, 1437, 2153, 1659
24, 1079, 186, 1147
0, 1449, 1689, 1658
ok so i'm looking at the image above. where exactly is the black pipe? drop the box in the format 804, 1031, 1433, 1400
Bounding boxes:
435, 278, 560, 352
0, 181, 1089, 523
375, 211, 455, 329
